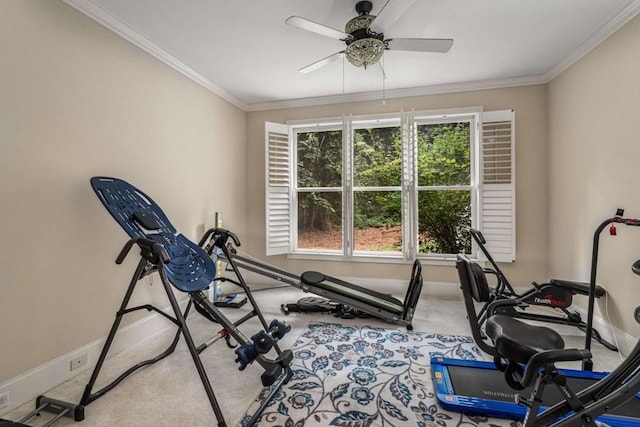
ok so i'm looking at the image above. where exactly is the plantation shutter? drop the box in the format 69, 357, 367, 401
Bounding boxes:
401, 112, 416, 261
480, 110, 515, 262
265, 122, 291, 256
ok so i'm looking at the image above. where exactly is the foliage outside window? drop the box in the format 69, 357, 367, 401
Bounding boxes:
296, 129, 343, 252
292, 112, 476, 260
416, 122, 472, 255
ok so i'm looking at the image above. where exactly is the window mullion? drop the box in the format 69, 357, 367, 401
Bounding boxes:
343, 116, 353, 259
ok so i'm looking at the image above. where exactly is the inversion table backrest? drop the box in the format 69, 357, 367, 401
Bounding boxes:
91, 177, 216, 293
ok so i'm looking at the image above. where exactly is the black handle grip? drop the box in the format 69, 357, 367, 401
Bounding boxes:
469, 228, 487, 244
199, 227, 242, 250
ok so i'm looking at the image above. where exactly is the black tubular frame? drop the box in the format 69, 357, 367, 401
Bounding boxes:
535, 339, 640, 427
226, 249, 423, 330
468, 227, 618, 354
79, 235, 293, 427
583, 211, 640, 370
457, 237, 640, 426
80, 177, 293, 427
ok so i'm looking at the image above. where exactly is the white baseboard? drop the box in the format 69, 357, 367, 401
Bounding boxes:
572, 306, 637, 357
0, 299, 187, 417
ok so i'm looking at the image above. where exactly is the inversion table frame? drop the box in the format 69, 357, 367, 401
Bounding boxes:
226, 251, 423, 330
82, 177, 293, 427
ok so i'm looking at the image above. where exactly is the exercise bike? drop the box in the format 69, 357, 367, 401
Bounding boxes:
468, 227, 618, 352
433, 212, 640, 426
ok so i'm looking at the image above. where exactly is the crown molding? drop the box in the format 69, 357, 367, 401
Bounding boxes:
63, 0, 640, 114
544, 0, 640, 82
245, 74, 547, 112
62, 0, 249, 111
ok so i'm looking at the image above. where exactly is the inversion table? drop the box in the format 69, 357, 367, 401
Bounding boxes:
83, 177, 293, 427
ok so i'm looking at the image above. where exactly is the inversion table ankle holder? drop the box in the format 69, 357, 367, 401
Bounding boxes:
83, 177, 293, 427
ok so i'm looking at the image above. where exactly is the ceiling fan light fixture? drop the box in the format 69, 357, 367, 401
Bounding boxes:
287, 0, 452, 73
345, 38, 386, 68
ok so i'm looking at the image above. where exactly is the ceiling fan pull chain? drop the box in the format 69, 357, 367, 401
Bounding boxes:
342, 54, 345, 93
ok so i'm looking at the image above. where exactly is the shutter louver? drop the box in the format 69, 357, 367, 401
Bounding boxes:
481, 110, 515, 262
265, 122, 291, 255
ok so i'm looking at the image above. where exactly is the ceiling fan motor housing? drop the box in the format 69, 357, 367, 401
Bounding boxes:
344, 1, 387, 68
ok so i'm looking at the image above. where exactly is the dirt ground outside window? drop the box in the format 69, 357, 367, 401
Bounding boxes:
297, 225, 402, 251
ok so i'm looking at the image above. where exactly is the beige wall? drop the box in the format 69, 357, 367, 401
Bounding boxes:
548, 14, 640, 336
5, 0, 639, 394
247, 85, 549, 287
0, 0, 247, 382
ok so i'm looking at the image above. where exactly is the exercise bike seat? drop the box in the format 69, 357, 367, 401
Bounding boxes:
486, 315, 565, 365
300, 271, 404, 315
548, 278, 606, 298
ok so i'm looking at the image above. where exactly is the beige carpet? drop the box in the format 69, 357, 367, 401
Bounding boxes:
3, 286, 624, 426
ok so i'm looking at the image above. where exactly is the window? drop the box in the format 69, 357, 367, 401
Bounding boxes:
295, 126, 343, 253
265, 109, 515, 263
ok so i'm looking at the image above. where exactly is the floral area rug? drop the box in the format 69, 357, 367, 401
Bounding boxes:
242, 322, 516, 427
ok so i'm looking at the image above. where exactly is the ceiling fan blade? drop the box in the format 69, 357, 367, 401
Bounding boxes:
387, 38, 454, 53
370, 0, 416, 33
298, 51, 345, 74
285, 16, 350, 40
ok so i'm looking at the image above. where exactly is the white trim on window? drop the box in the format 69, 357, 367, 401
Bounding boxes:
264, 108, 516, 264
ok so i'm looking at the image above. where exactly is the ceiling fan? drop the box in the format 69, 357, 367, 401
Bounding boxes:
285, 0, 453, 73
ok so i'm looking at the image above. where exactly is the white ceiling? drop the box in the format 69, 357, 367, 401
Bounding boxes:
64, 0, 640, 111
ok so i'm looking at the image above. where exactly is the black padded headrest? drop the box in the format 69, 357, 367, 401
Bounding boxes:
467, 261, 491, 303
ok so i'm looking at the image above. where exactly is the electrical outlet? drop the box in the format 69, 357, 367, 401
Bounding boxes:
0, 391, 9, 410
70, 353, 88, 371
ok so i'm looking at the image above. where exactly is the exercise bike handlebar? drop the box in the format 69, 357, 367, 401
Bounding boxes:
520, 348, 592, 387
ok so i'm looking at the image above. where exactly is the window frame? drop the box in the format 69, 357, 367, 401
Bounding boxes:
267, 107, 515, 265
413, 113, 478, 260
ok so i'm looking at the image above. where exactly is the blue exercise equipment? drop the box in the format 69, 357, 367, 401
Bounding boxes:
78, 177, 293, 427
